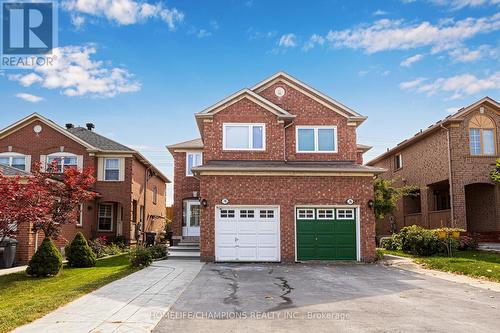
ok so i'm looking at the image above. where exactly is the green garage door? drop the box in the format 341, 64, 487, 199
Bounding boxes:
296, 207, 356, 260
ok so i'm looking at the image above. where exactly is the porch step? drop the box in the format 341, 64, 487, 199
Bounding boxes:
478, 243, 500, 253
177, 242, 200, 247
168, 249, 200, 260
169, 246, 200, 252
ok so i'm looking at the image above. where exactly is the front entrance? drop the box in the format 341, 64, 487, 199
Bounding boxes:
296, 207, 357, 261
183, 200, 200, 237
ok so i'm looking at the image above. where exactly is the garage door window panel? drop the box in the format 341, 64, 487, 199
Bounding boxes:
337, 209, 354, 220
297, 209, 315, 220
317, 209, 335, 220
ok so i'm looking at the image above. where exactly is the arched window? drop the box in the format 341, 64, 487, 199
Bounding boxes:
0, 152, 29, 171
469, 114, 496, 156
47, 152, 78, 173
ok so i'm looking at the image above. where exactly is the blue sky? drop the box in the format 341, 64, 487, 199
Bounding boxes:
1, 0, 499, 201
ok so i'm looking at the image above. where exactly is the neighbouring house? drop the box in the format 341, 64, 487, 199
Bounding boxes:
367, 97, 500, 241
167, 72, 385, 262
0, 113, 169, 264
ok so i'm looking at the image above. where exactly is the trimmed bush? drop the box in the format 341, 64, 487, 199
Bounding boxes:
380, 236, 400, 251
66, 232, 96, 268
130, 247, 153, 268
148, 244, 168, 259
89, 238, 107, 258
398, 225, 440, 256
459, 235, 479, 251
103, 243, 122, 256
26, 238, 63, 277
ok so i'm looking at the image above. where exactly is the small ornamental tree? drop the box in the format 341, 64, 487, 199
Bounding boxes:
66, 232, 96, 267
490, 158, 500, 184
373, 178, 419, 220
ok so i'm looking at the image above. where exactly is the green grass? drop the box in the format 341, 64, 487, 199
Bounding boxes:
383, 249, 500, 283
0, 254, 136, 333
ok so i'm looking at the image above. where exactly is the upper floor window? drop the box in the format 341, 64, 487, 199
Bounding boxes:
0, 152, 27, 171
223, 123, 265, 151
394, 154, 403, 170
186, 152, 202, 176
47, 153, 77, 173
296, 126, 337, 153
469, 114, 496, 156
104, 158, 120, 180
153, 186, 158, 205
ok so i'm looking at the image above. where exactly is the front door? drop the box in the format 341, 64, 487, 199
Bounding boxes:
183, 200, 200, 237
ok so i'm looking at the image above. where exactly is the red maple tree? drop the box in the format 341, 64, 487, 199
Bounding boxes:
0, 162, 96, 242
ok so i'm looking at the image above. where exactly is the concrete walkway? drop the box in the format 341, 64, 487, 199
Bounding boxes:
13, 260, 204, 333
0, 264, 27, 276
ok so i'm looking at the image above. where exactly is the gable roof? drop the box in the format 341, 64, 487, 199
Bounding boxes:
0, 164, 31, 176
0, 113, 170, 183
67, 127, 134, 152
166, 138, 204, 152
366, 96, 499, 166
251, 72, 367, 123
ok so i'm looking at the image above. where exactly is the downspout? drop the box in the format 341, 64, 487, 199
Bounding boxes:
440, 124, 455, 227
283, 120, 294, 162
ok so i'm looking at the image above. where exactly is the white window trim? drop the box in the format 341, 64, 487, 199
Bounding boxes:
317, 209, 335, 220
76, 203, 83, 227
98, 203, 114, 232
222, 123, 266, 151
0, 152, 28, 171
336, 208, 355, 220
295, 126, 338, 153
47, 152, 78, 173
394, 154, 403, 170
297, 208, 315, 220
186, 151, 203, 177
104, 158, 120, 181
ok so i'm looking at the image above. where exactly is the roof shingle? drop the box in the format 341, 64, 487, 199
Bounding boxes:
67, 127, 134, 152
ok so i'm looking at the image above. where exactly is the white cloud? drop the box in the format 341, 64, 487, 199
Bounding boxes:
303, 34, 325, 51
400, 71, 500, 99
373, 10, 388, 16
62, 0, 184, 29
319, 14, 500, 53
9, 45, 140, 98
448, 45, 498, 62
278, 33, 297, 48
446, 106, 460, 113
71, 14, 86, 29
15, 93, 44, 103
196, 29, 211, 38
400, 54, 424, 67
247, 28, 277, 40
429, 0, 500, 10
399, 77, 427, 90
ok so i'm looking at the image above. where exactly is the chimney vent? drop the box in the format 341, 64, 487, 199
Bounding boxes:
86, 123, 95, 131
65, 123, 74, 129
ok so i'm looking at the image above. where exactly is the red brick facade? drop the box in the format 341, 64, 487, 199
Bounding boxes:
169, 73, 379, 262
368, 98, 500, 241
0, 116, 168, 264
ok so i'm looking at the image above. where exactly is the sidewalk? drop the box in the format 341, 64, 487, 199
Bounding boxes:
13, 259, 204, 333
0, 265, 27, 276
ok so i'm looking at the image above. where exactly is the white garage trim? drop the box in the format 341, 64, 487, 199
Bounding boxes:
215, 205, 280, 262
294, 205, 361, 262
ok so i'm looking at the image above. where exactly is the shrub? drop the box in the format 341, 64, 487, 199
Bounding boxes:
88, 238, 107, 258
398, 225, 440, 256
65, 232, 96, 268
375, 248, 385, 261
380, 236, 400, 251
26, 238, 63, 277
130, 247, 153, 268
458, 235, 479, 251
148, 244, 167, 259
114, 236, 126, 249
103, 243, 122, 256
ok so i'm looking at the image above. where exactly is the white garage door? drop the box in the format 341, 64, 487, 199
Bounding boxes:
215, 206, 280, 262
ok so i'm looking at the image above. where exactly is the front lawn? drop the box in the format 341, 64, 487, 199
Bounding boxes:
383, 249, 500, 283
0, 254, 136, 333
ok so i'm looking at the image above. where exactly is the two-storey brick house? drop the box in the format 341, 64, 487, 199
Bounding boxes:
168, 72, 385, 262
0, 113, 169, 263
367, 97, 500, 241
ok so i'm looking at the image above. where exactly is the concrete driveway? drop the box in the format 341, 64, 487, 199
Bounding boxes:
153, 262, 500, 333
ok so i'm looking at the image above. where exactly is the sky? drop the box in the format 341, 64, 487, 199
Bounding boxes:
1, 0, 499, 204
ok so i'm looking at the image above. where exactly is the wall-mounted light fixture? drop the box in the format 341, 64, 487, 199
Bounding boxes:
367, 199, 374, 209
201, 199, 208, 207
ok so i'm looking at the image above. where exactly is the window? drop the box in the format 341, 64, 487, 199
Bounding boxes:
153, 186, 158, 205
296, 126, 337, 153
260, 210, 275, 219
104, 158, 120, 181
469, 114, 496, 156
186, 152, 202, 176
139, 205, 144, 224
297, 209, 315, 220
0, 154, 27, 171
98, 204, 113, 231
220, 209, 235, 218
317, 209, 334, 219
48, 155, 77, 173
76, 204, 83, 227
223, 124, 265, 150
337, 209, 354, 220
394, 154, 403, 170
132, 200, 138, 222
239, 209, 255, 218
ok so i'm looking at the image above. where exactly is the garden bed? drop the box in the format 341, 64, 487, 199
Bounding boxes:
0, 254, 136, 333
